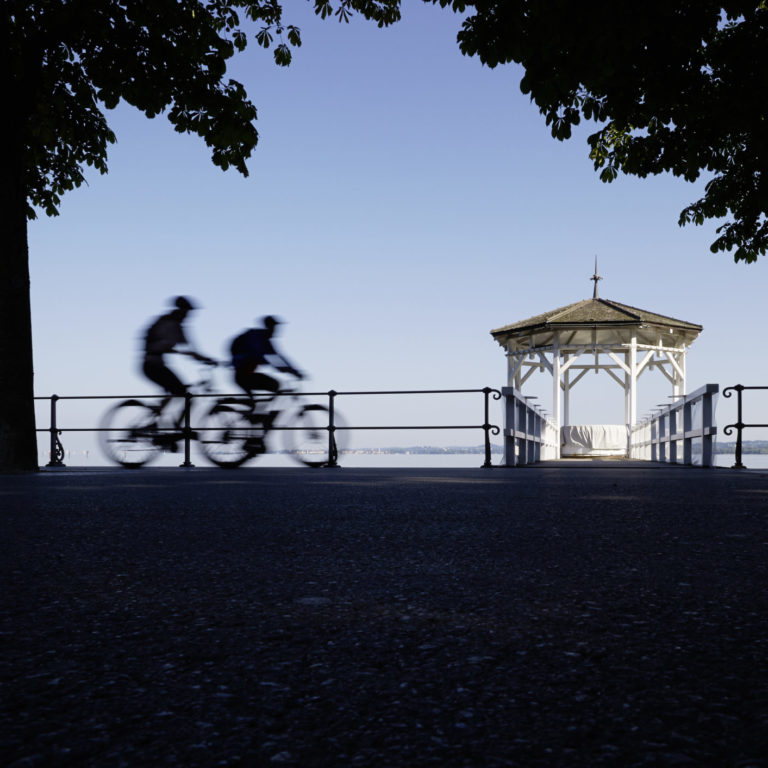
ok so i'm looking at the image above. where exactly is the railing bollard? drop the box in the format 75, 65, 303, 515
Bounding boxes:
180, 392, 195, 468
326, 390, 340, 468
46, 395, 66, 468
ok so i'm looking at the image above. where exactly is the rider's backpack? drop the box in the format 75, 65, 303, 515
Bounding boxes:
145, 314, 183, 355
230, 331, 248, 359
231, 329, 269, 368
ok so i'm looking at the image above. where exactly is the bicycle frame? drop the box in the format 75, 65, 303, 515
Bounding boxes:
164, 370, 220, 467
195, 387, 325, 465
178, 370, 338, 467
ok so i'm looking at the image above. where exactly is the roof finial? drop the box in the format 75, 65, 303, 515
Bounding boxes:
591, 256, 602, 299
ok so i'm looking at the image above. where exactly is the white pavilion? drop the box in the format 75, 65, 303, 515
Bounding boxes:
490, 267, 703, 458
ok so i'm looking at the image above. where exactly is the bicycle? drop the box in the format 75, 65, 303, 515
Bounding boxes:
197, 385, 345, 468
99, 366, 345, 468
99, 365, 217, 467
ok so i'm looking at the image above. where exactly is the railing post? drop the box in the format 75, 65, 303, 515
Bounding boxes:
180, 392, 195, 468
501, 387, 518, 466
481, 387, 493, 468
669, 407, 678, 464
46, 395, 66, 467
326, 390, 339, 468
701, 386, 716, 467
683, 399, 692, 465
503, 389, 512, 466
732, 384, 745, 469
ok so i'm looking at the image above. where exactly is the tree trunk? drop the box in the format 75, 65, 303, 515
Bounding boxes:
0, 148, 38, 471
0, 6, 39, 471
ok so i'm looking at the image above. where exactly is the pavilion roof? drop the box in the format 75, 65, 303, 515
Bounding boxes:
491, 298, 702, 346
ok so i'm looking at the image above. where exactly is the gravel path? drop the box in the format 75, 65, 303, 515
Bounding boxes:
2, 465, 768, 767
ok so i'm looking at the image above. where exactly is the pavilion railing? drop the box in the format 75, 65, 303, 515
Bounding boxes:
500, 386, 559, 466
629, 383, 718, 466
722, 384, 768, 469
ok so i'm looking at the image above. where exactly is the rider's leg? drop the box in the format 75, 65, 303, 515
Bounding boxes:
250, 372, 280, 396
143, 359, 187, 428
240, 371, 279, 405
235, 371, 281, 426
234, 369, 258, 410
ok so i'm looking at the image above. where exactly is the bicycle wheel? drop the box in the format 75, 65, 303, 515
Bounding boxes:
282, 404, 346, 467
100, 399, 162, 467
198, 404, 263, 468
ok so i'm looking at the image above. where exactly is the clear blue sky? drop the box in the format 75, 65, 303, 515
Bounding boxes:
28, 2, 768, 461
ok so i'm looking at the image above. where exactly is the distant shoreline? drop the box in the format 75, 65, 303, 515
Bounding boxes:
715, 441, 768, 454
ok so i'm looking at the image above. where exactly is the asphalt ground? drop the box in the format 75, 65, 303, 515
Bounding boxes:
2, 463, 768, 767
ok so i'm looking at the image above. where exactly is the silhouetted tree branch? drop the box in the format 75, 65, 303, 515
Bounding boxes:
433, 0, 768, 263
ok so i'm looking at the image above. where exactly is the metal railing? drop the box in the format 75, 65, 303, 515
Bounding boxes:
629, 383, 718, 466
35, 387, 502, 469
722, 385, 768, 469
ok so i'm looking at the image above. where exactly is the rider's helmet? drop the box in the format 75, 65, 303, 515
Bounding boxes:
262, 315, 282, 329
175, 296, 197, 311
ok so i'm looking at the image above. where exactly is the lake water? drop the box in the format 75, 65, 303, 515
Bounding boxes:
713, 453, 768, 470
58, 450, 768, 470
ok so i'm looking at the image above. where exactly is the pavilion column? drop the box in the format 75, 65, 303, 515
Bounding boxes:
624, 348, 631, 426
629, 333, 638, 427
563, 354, 570, 427
682, 348, 687, 395
677, 347, 687, 397
552, 333, 561, 459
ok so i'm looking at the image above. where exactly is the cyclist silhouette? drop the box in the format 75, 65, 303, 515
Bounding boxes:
230, 316, 303, 415
142, 296, 215, 426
